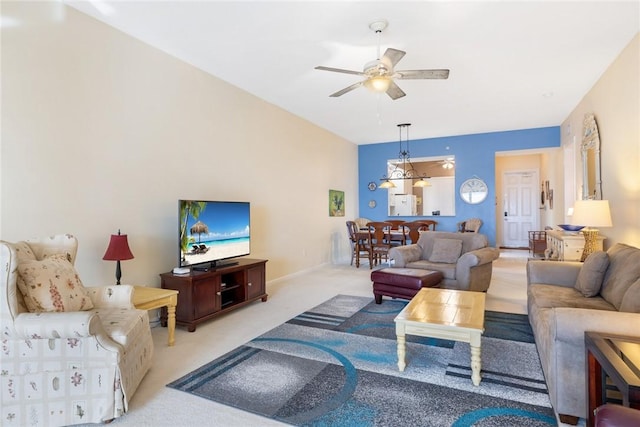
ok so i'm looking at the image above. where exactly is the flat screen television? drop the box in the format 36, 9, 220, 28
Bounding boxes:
179, 200, 250, 270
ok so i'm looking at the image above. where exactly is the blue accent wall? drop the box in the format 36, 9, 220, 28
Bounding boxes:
358, 126, 560, 246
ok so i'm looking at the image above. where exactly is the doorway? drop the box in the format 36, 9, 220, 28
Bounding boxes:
501, 170, 539, 248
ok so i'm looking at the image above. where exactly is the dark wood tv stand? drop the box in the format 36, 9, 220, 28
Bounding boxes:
160, 258, 268, 332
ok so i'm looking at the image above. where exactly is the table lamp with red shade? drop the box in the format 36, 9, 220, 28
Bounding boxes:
103, 229, 134, 285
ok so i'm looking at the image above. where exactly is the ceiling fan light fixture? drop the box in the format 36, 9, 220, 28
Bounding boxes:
364, 75, 391, 93
315, 18, 449, 100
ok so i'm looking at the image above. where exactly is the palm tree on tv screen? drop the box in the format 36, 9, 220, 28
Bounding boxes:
179, 201, 207, 261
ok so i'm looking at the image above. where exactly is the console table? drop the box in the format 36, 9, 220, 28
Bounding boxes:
585, 332, 640, 427
546, 229, 604, 261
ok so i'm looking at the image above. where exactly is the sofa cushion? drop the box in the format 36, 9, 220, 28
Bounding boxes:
600, 243, 640, 310
17, 254, 94, 312
619, 278, 640, 313
528, 283, 617, 312
575, 251, 609, 297
429, 238, 463, 263
93, 307, 150, 347
406, 260, 456, 280
416, 231, 488, 261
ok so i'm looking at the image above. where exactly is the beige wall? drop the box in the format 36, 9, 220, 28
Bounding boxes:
561, 33, 640, 248
1, 3, 358, 286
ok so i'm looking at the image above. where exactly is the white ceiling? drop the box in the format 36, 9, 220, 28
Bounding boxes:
66, 1, 639, 145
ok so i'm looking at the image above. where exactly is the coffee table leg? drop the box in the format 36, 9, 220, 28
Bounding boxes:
470, 343, 481, 386
397, 334, 406, 371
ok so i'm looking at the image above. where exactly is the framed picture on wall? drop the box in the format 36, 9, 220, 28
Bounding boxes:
329, 190, 345, 217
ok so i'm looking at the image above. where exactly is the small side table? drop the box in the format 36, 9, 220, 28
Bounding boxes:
585, 332, 640, 427
133, 286, 179, 346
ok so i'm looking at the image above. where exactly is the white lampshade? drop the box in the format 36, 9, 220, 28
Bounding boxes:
571, 200, 612, 228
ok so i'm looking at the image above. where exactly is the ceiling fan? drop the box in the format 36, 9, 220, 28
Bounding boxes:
440, 158, 455, 169
315, 20, 449, 100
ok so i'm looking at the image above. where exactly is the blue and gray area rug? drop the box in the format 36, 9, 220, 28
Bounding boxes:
168, 295, 555, 426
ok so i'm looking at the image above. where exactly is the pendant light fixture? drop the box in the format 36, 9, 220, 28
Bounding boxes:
379, 123, 431, 188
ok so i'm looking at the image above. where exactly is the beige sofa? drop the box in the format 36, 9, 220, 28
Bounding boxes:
526, 243, 640, 424
388, 231, 500, 291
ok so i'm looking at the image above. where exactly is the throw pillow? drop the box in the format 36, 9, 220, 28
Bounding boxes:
429, 238, 463, 264
619, 278, 640, 313
17, 254, 94, 312
574, 251, 609, 297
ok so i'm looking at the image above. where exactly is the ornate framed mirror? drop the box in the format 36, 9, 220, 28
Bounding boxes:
582, 114, 602, 200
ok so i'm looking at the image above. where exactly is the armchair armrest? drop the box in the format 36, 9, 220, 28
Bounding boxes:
15, 311, 102, 338
457, 247, 500, 269
85, 284, 135, 308
455, 247, 500, 288
13, 311, 123, 352
527, 260, 581, 288
389, 244, 423, 267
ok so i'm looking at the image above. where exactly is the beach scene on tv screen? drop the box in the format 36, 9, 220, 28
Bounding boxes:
180, 201, 250, 265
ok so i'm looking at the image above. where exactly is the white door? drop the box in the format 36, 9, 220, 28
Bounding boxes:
502, 170, 539, 248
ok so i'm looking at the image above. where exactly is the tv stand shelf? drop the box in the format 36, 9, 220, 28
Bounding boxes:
160, 258, 268, 332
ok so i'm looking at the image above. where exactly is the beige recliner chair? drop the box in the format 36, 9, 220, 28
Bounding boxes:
389, 231, 500, 292
0, 234, 154, 426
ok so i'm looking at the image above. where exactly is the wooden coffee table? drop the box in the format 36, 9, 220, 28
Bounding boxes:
394, 287, 486, 386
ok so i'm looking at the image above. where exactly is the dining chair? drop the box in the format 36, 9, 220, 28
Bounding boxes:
386, 219, 407, 246
346, 221, 357, 265
386, 220, 406, 230
366, 221, 393, 266
420, 220, 437, 231
346, 220, 372, 268
403, 221, 431, 244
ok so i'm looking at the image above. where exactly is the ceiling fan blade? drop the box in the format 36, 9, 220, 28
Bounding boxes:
315, 66, 365, 76
329, 81, 364, 97
395, 69, 450, 80
386, 80, 406, 100
382, 48, 406, 67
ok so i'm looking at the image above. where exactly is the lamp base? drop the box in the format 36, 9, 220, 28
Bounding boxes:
580, 229, 600, 262
115, 260, 122, 285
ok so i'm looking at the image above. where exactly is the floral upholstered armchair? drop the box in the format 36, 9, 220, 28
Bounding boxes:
1, 234, 154, 426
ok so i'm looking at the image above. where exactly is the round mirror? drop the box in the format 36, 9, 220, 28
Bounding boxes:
460, 178, 488, 204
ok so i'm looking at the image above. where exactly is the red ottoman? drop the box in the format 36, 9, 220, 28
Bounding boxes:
371, 268, 443, 304
594, 404, 640, 427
